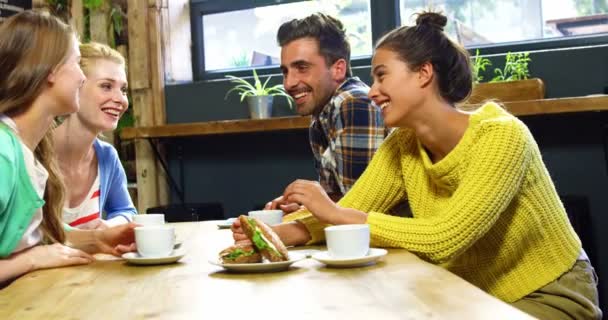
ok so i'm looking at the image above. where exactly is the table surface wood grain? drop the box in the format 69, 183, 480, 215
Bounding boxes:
0, 222, 536, 320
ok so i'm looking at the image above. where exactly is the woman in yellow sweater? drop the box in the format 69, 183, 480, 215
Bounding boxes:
232, 11, 601, 319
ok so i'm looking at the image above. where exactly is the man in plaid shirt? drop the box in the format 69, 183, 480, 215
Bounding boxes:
265, 13, 388, 212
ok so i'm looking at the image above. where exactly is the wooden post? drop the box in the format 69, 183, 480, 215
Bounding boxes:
164, 0, 192, 82
90, 0, 116, 147
32, 0, 47, 9
90, 0, 114, 45
148, 0, 169, 206
70, 0, 85, 39
127, 0, 169, 212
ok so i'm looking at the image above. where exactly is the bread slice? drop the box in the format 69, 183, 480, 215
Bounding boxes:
219, 243, 262, 264
239, 215, 289, 262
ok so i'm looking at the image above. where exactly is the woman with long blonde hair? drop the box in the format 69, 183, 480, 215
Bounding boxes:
0, 11, 136, 284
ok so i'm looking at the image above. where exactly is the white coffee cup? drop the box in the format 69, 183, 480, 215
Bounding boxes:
133, 214, 165, 226
248, 210, 283, 225
325, 224, 370, 259
135, 226, 175, 257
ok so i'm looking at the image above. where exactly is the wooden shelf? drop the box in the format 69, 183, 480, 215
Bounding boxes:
121, 95, 608, 140
121, 115, 311, 139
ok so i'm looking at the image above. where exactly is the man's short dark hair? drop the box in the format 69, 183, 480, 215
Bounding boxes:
277, 13, 352, 77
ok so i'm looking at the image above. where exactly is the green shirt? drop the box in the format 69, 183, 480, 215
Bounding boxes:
0, 124, 44, 257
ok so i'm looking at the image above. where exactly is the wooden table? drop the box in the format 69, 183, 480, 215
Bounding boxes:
0, 222, 536, 320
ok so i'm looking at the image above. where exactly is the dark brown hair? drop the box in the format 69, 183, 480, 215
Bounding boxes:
375, 11, 472, 104
277, 12, 352, 77
0, 10, 73, 244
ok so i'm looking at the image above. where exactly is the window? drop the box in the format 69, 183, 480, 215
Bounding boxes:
201, 0, 372, 72
399, 0, 608, 47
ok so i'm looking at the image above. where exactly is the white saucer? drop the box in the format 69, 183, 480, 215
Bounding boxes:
208, 252, 305, 273
312, 248, 387, 268
217, 217, 236, 229
122, 248, 186, 265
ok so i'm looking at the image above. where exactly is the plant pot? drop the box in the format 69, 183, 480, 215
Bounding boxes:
246, 95, 274, 119
466, 78, 545, 104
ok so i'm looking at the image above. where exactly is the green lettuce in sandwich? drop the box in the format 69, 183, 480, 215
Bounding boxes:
239, 215, 289, 262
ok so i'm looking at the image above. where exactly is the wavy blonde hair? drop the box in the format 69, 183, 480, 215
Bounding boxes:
0, 11, 75, 244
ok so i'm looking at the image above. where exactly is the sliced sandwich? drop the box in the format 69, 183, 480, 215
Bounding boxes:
239, 215, 289, 262
219, 243, 262, 264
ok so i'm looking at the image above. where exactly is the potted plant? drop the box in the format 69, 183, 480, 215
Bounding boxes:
468, 51, 544, 105
225, 69, 293, 119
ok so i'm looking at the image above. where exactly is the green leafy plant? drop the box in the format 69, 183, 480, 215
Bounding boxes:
230, 51, 250, 68
471, 49, 492, 84
492, 52, 531, 82
225, 69, 293, 109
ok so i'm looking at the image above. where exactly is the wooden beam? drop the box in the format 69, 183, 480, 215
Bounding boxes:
504, 95, 608, 116
121, 116, 310, 139
127, 0, 150, 90
32, 0, 47, 9
121, 95, 608, 140
70, 0, 85, 39
147, 1, 169, 208
90, 0, 113, 45
147, 5, 166, 125
126, 0, 169, 211
131, 89, 160, 212
164, 0, 192, 82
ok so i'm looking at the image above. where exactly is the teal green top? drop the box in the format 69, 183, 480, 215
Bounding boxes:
0, 124, 45, 258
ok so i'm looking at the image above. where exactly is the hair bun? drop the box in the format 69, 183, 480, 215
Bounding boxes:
415, 12, 447, 31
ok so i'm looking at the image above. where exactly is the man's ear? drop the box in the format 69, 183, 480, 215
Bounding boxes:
417, 61, 434, 88
331, 58, 348, 82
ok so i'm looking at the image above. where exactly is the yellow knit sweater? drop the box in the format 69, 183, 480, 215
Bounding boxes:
285, 102, 581, 303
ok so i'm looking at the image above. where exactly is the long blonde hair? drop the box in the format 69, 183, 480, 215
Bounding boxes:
0, 11, 75, 244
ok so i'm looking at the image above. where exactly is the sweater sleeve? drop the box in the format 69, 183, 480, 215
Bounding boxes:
283, 130, 407, 244
368, 119, 532, 263
102, 144, 137, 221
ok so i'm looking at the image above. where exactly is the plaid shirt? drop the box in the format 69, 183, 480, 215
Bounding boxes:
309, 77, 388, 198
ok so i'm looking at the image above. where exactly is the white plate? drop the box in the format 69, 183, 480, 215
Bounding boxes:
217, 217, 236, 229
312, 248, 387, 268
208, 252, 305, 273
122, 248, 186, 265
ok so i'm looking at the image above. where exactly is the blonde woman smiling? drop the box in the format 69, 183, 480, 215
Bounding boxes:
54, 42, 136, 230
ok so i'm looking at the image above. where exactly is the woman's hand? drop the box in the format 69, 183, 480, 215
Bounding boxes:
93, 223, 137, 256
264, 195, 302, 213
94, 219, 110, 230
20, 243, 95, 271
282, 180, 368, 225
230, 218, 249, 244
0, 244, 94, 283
231, 218, 311, 247
282, 180, 342, 224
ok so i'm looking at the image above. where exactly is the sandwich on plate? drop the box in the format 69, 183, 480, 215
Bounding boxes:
218, 215, 289, 263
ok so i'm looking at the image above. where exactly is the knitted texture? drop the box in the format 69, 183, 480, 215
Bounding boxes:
284, 102, 581, 302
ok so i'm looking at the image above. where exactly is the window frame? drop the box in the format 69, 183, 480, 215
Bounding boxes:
189, 0, 397, 81
190, 0, 608, 81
